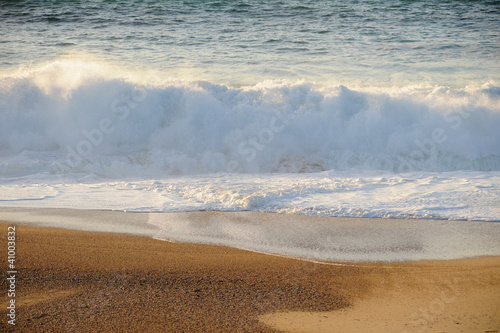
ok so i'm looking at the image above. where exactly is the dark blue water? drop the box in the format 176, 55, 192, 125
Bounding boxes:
1, 0, 499, 86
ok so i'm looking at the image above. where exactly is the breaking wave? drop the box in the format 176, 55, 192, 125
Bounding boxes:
1, 60, 499, 178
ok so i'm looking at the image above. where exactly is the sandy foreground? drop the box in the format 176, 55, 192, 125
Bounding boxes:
0, 222, 499, 333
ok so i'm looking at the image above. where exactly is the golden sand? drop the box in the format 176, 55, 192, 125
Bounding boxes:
0, 222, 498, 332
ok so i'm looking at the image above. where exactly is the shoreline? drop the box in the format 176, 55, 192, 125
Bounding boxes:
2, 207, 500, 263
1, 222, 499, 332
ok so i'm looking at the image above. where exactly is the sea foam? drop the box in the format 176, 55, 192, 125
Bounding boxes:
1, 60, 499, 179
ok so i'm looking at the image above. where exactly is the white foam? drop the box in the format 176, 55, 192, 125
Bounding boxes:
1, 60, 499, 261
1, 171, 498, 221
1, 60, 499, 178
0, 184, 58, 201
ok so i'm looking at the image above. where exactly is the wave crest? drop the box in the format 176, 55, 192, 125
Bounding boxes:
1, 61, 499, 177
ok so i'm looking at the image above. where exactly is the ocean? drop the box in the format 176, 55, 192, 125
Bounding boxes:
1, 0, 499, 260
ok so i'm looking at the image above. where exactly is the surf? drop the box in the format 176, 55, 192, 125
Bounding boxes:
1, 59, 499, 179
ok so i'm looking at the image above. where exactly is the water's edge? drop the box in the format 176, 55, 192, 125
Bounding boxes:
2, 207, 498, 262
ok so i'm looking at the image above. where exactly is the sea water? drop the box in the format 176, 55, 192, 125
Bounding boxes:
1, 0, 499, 260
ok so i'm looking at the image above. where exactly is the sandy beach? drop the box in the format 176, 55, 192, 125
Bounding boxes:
0, 221, 499, 332
2, 0, 500, 331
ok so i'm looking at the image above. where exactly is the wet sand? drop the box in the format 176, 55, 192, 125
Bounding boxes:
0, 222, 499, 332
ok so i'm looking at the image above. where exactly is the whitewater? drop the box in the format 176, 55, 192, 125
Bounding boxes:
1, 0, 499, 261
1, 60, 499, 220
